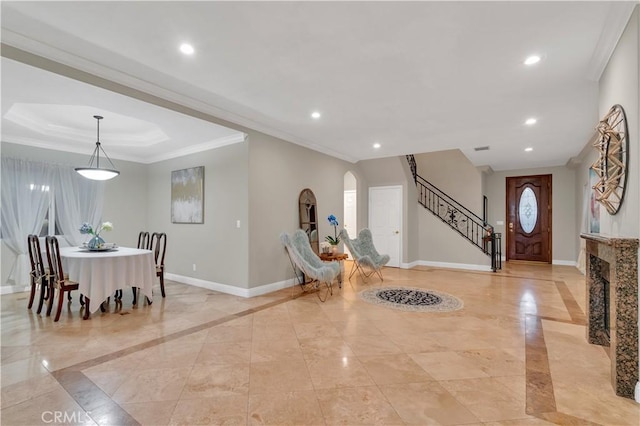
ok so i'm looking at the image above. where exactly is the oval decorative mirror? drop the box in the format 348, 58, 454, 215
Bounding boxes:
299, 188, 319, 254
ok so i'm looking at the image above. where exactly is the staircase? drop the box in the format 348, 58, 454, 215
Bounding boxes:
406, 155, 502, 271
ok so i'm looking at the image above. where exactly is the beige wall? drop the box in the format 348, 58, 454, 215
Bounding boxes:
484, 165, 577, 263
591, 4, 640, 385
146, 141, 250, 287
411, 150, 489, 267
357, 156, 420, 265
247, 132, 361, 287
415, 149, 484, 214
596, 6, 639, 239
417, 206, 490, 267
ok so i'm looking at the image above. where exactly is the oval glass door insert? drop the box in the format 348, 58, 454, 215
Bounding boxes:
518, 187, 537, 233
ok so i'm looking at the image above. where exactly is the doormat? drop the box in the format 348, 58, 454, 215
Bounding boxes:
359, 286, 463, 312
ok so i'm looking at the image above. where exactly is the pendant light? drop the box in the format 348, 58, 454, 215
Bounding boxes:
75, 115, 120, 181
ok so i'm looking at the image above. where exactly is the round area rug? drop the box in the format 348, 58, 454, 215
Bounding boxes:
358, 286, 463, 312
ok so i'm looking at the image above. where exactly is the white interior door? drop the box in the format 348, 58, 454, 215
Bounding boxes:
368, 186, 402, 267
343, 190, 357, 257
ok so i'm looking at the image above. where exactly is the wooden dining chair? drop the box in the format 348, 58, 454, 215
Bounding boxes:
150, 232, 167, 298
27, 234, 49, 314
123, 231, 151, 304
45, 236, 81, 322
137, 231, 150, 250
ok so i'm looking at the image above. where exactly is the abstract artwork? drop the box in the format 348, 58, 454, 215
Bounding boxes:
171, 166, 204, 224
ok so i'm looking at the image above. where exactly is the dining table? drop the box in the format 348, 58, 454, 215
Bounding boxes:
60, 246, 155, 319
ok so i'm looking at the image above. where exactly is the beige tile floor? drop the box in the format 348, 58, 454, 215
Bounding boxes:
1, 262, 639, 425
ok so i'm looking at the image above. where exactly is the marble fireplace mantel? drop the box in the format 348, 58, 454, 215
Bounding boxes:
581, 233, 639, 399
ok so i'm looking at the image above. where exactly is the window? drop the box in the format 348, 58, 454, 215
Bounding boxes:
518, 187, 537, 234
31, 183, 61, 237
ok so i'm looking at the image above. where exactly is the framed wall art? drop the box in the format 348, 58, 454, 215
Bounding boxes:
171, 166, 204, 224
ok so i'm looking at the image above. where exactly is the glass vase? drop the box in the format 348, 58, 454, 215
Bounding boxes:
87, 235, 105, 249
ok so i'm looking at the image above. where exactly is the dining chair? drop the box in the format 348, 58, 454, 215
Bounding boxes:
27, 234, 49, 314
45, 235, 81, 322
124, 231, 151, 304
150, 232, 167, 298
137, 231, 150, 250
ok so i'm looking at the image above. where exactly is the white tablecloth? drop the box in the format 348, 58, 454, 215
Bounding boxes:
60, 246, 155, 313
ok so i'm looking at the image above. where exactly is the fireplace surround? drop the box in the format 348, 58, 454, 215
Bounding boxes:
581, 233, 638, 399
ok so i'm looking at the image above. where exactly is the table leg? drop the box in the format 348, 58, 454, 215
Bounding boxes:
83, 297, 90, 320
338, 261, 343, 289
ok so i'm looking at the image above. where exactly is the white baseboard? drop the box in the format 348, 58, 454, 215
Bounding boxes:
0, 285, 29, 295
552, 260, 578, 266
400, 260, 421, 269
165, 273, 298, 298
408, 260, 492, 272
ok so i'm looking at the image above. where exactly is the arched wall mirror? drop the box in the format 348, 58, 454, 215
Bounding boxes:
299, 188, 319, 254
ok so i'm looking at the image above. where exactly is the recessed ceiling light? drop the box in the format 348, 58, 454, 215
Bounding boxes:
373, 143, 381, 149
525, 147, 533, 152
524, 55, 541, 65
179, 43, 195, 55
311, 111, 321, 119
525, 118, 537, 125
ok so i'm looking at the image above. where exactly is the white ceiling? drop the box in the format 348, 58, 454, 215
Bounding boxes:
1, 1, 636, 170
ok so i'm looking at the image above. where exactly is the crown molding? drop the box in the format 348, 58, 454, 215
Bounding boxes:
1, 31, 356, 163
143, 133, 247, 164
476, 165, 494, 175
585, 2, 637, 81
1, 133, 247, 164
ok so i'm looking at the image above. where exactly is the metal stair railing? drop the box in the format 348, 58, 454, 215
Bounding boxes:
406, 155, 502, 271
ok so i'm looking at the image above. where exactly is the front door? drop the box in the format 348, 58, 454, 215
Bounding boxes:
369, 186, 402, 267
506, 175, 552, 263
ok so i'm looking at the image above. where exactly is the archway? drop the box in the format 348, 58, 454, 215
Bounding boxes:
343, 171, 357, 256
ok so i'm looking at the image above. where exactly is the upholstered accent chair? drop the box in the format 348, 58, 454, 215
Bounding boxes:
281, 229, 340, 302
339, 228, 390, 282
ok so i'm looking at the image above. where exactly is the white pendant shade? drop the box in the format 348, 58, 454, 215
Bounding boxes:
75, 115, 120, 181
75, 167, 119, 181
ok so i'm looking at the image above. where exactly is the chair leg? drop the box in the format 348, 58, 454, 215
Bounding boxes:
36, 278, 47, 314
27, 280, 36, 309
54, 289, 65, 322
47, 287, 56, 317
83, 297, 91, 320
159, 273, 166, 298
347, 261, 358, 280
316, 281, 332, 302
132, 287, 137, 305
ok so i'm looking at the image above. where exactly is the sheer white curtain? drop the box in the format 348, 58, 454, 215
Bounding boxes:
55, 166, 105, 246
1, 158, 54, 286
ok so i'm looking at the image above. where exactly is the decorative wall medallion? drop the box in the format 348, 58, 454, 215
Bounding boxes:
591, 104, 629, 215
